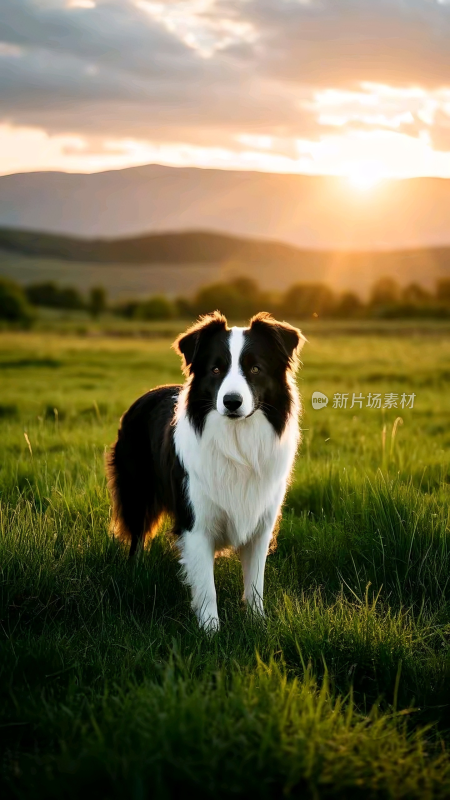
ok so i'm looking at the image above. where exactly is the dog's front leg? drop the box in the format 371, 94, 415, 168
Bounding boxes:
239, 507, 280, 616
179, 529, 219, 632
239, 530, 271, 616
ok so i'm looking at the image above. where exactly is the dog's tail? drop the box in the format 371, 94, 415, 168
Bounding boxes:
106, 433, 130, 544
106, 429, 157, 556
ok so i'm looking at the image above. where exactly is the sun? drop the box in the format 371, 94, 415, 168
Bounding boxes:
347, 161, 385, 190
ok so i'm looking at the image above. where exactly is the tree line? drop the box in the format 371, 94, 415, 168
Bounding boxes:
2, 275, 450, 324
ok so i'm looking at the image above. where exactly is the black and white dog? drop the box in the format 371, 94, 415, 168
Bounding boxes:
107, 311, 304, 631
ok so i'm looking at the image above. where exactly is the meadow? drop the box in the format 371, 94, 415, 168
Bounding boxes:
1, 323, 450, 798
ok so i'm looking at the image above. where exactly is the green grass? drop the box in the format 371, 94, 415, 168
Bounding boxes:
1, 326, 450, 798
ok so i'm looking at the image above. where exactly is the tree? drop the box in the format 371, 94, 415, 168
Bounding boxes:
436, 279, 450, 305
334, 291, 363, 318
26, 282, 59, 307
370, 277, 400, 306
134, 296, 175, 320
113, 300, 138, 318
88, 286, 107, 318
175, 296, 194, 318
282, 283, 336, 318
26, 282, 84, 309
402, 283, 431, 305
0, 278, 34, 324
58, 287, 85, 310
192, 277, 261, 318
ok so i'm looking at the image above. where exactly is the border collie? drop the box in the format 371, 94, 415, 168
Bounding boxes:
107, 311, 305, 631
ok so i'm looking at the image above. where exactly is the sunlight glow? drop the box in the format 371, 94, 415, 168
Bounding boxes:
347, 162, 385, 190
67, 0, 96, 8
3, 120, 450, 180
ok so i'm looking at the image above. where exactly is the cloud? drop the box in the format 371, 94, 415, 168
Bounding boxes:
2, 0, 450, 175
247, 0, 450, 88
135, 0, 258, 58
0, 41, 23, 56
0, 120, 321, 175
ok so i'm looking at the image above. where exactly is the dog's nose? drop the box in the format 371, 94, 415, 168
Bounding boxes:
223, 393, 243, 412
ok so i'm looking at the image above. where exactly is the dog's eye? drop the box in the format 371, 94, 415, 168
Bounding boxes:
211, 366, 220, 374
250, 365, 261, 375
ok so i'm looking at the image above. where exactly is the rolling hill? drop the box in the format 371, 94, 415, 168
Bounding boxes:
0, 228, 314, 265
0, 227, 449, 299
2, 165, 450, 251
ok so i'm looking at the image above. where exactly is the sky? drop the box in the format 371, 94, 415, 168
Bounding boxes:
2, 0, 450, 180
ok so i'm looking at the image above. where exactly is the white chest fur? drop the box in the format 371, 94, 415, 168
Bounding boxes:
174, 399, 300, 548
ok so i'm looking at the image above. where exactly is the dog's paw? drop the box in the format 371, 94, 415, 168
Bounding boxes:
198, 614, 220, 634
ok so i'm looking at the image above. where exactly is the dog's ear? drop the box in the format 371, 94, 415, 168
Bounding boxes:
172, 311, 228, 374
249, 312, 306, 362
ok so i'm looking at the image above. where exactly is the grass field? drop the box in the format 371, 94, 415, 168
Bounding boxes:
1, 324, 450, 798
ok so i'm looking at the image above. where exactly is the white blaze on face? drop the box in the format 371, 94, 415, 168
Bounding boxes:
217, 327, 254, 418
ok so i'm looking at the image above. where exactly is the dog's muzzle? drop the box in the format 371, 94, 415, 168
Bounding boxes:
223, 393, 243, 417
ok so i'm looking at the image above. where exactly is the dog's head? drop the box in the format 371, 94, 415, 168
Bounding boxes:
173, 311, 305, 435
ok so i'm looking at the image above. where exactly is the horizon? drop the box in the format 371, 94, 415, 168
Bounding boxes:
4, 160, 450, 183
3, 134, 450, 186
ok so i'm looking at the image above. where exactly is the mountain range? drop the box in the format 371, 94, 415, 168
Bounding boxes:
2, 164, 450, 251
